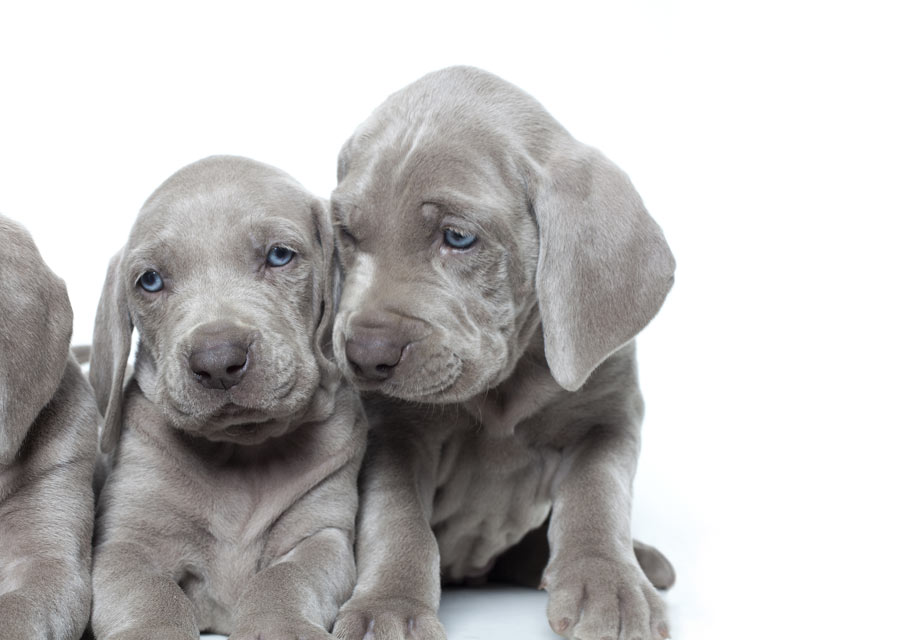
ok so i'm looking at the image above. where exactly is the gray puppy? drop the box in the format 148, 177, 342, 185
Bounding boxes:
330, 67, 675, 640
0, 215, 97, 639
89, 156, 366, 639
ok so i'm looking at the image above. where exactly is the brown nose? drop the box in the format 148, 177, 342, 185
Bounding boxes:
187, 323, 252, 390
345, 328, 406, 381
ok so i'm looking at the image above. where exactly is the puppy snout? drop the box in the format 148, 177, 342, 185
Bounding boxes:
345, 329, 406, 381
187, 323, 254, 390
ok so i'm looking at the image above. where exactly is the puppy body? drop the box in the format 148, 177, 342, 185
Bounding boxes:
89, 157, 366, 639
331, 68, 675, 640
95, 379, 362, 636
0, 216, 97, 639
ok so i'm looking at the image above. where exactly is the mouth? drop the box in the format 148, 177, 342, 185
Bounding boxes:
209, 402, 280, 429
213, 403, 254, 419
215, 416, 293, 445
223, 421, 261, 436
367, 368, 463, 403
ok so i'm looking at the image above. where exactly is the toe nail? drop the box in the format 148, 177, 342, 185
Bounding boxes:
551, 617, 572, 633
658, 622, 670, 638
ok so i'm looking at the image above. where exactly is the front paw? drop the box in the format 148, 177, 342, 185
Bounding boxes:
0, 592, 39, 639
231, 617, 332, 640
333, 596, 446, 640
106, 628, 197, 640
543, 555, 669, 640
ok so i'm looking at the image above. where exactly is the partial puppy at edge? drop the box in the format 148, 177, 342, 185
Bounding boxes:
88, 156, 366, 640
330, 67, 676, 640
1, 214, 98, 640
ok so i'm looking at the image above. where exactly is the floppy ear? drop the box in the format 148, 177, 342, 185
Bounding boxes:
309, 197, 340, 380
530, 143, 675, 391
89, 249, 133, 454
0, 217, 73, 464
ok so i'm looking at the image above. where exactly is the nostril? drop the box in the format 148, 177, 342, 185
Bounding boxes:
226, 357, 247, 377
345, 333, 406, 382
188, 343, 250, 390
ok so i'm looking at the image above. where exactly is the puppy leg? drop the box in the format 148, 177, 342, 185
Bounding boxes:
489, 518, 676, 591
0, 558, 90, 640
0, 449, 93, 640
91, 540, 198, 640
231, 527, 354, 640
333, 439, 445, 640
543, 426, 669, 640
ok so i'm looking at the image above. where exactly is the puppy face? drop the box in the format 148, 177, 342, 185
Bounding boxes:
91, 157, 332, 446
331, 67, 675, 401
332, 128, 541, 403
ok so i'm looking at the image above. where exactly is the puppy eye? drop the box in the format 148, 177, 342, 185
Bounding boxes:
138, 270, 164, 293
266, 246, 295, 267
443, 228, 477, 250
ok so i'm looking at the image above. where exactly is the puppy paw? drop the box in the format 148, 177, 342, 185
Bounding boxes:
107, 628, 198, 640
543, 555, 669, 640
0, 592, 39, 639
230, 617, 332, 640
333, 597, 446, 640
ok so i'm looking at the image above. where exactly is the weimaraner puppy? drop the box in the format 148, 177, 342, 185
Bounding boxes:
330, 67, 676, 640
0, 215, 97, 639
89, 156, 366, 639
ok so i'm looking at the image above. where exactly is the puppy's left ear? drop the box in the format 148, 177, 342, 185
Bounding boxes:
0, 217, 73, 464
529, 143, 675, 391
309, 197, 340, 380
90, 249, 133, 454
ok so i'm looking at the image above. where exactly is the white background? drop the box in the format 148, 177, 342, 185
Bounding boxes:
2, 2, 919, 638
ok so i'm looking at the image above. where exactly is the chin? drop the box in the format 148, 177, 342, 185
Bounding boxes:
200, 416, 294, 445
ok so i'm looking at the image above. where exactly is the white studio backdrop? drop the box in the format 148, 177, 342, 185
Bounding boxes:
2, 2, 918, 638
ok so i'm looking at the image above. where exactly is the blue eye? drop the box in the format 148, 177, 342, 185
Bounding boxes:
444, 228, 477, 250
138, 270, 164, 293
267, 246, 295, 267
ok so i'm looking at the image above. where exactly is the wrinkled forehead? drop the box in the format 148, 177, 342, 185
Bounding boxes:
334, 124, 522, 220
126, 169, 315, 263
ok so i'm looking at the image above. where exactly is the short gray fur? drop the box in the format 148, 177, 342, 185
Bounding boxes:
329, 67, 676, 640
88, 156, 367, 639
1, 214, 98, 639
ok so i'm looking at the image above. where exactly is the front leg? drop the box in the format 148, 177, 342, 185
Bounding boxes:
333, 435, 445, 640
230, 527, 354, 640
543, 424, 669, 640
0, 557, 90, 640
91, 540, 198, 640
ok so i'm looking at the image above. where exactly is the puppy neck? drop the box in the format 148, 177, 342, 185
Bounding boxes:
462, 330, 564, 439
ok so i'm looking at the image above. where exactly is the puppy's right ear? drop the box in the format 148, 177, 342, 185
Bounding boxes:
90, 249, 133, 454
309, 197, 340, 380
0, 216, 73, 464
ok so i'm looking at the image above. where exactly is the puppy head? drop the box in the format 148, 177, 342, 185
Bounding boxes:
331, 67, 674, 401
0, 215, 73, 464
90, 156, 337, 451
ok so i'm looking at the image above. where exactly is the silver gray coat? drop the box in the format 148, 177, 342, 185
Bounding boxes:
330, 67, 676, 640
88, 156, 366, 639
0, 215, 98, 639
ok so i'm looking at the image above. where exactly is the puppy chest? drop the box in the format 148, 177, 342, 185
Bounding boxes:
176, 496, 307, 630
177, 537, 266, 629
430, 433, 560, 580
